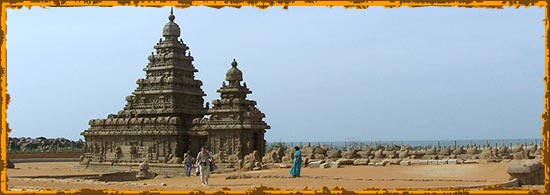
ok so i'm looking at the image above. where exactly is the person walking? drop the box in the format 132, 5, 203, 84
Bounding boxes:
289, 146, 302, 177
183, 153, 194, 177
196, 146, 213, 186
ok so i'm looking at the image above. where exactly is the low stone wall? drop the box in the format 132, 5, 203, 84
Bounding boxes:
8, 152, 83, 159
11, 158, 80, 163
78, 162, 187, 177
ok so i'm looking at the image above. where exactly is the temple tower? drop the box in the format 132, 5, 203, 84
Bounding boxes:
192, 59, 270, 159
81, 9, 208, 163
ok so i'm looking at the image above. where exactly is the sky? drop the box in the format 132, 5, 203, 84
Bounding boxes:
6, 6, 545, 142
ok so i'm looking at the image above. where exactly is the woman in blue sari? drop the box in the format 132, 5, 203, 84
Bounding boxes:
289, 146, 302, 177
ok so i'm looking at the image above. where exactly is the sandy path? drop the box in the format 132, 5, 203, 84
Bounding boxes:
5, 161, 525, 191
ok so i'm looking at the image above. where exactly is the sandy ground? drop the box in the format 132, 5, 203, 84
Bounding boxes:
5, 161, 542, 191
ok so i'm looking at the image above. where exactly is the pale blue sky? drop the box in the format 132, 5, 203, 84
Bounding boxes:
6, 6, 545, 142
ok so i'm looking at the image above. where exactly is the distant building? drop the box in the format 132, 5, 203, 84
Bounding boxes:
81, 9, 269, 163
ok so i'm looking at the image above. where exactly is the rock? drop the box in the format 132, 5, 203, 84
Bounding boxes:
388, 159, 402, 165
437, 160, 447, 165
313, 147, 328, 155
398, 150, 409, 158
336, 159, 354, 166
507, 160, 544, 185
400, 160, 410, 166
7, 159, 14, 169
309, 160, 325, 168
353, 159, 369, 165
374, 162, 385, 166
452, 147, 464, 155
327, 150, 342, 159
386, 150, 396, 159
252, 167, 262, 171
447, 159, 458, 165
466, 147, 478, 155
511, 145, 524, 153
513, 151, 527, 160
342, 150, 359, 159
367, 162, 376, 166
428, 160, 438, 165
374, 149, 384, 159
320, 163, 331, 168
161, 183, 167, 186
411, 160, 428, 165
279, 164, 291, 168
330, 162, 340, 168
425, 148, 437, 155
463, 160, 479, 164
313, 154, 326, 159
480, 148, 493, 159
281, 156, 292, 163
498, 146, 508, 155
439, 147, 451, 156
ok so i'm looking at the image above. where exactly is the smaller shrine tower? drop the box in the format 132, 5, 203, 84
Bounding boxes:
192, 59, 270, 159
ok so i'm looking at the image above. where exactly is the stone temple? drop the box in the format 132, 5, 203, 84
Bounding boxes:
80, 9, 269, 164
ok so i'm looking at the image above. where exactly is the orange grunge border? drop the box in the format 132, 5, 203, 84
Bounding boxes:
1, 1, 549, 194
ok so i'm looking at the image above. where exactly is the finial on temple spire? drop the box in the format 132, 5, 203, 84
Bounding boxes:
232, 58, 238, 67
168, 7, 175, 22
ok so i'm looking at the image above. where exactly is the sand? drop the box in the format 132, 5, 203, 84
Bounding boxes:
5, 161, 541, 191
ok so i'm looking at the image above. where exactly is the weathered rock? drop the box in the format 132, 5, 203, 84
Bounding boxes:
439, 147, 451, 156
428, 160, 438, 165
512, 151, 527, 160
425, 148, 437, 155
281, 156, 292, 163
436, 160, 447, 165
327, 150, 342, 159
463, 160, 479, 164
313, 154, 326, 159
357, 151, 369, 158
7, 159, 14, 169
353, 159, 369, 165
309, 160, 325, 168
388, 159, 402, 165
400, 160, 410, 166
336, 159, 354, 166
386, 150, 396, 159
498, 146, 508, 155
507, 160, 544, 185
374, 149, 384, 159
511, 145, 524, 153
466, 147, 478, 155
342, 150, 359, 159
319, 162, 331, 168
480, 148, 493, 159
452, 147, 464, 155
448, 159, 458, 165
279, 164, 291, 168
398, 150, 409, 158
412, 160, 428, 165
313, 147, 328, 155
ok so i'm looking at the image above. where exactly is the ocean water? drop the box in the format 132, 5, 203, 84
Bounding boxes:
266, 138, 542, 150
